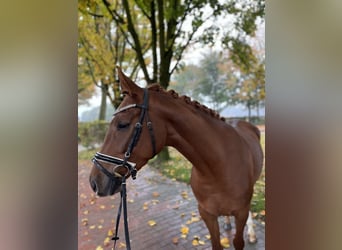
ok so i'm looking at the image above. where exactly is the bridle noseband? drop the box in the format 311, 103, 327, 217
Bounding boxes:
91, 88, 156, 250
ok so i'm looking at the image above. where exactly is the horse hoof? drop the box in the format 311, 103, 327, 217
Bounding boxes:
223, 223, 232, 231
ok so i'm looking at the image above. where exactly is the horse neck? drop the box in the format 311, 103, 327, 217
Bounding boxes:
155, 94, 226, 168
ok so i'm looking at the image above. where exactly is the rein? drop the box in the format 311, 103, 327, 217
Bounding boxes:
91, 88, 156, 250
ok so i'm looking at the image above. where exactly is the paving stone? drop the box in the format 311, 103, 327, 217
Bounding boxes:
79, 161, 265, 249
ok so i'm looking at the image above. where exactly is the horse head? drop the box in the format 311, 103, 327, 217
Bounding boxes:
89, 67, 166, 196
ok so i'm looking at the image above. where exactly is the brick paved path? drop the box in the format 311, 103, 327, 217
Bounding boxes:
78, 161, 265, 250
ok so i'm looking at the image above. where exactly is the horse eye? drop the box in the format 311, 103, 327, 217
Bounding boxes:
117, 122, 130, 130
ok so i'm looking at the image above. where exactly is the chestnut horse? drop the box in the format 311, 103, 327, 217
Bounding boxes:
89, 68, 263, 250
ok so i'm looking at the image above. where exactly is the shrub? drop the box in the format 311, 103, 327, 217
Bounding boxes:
78, 121, 109, 149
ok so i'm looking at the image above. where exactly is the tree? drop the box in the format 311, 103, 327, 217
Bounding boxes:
172, 51, 230, 112
100, 0, 264, 161
79, 0, 264, 160
78, 0, 145, 119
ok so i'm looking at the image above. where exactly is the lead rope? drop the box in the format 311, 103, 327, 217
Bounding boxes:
112, 176, 131, 250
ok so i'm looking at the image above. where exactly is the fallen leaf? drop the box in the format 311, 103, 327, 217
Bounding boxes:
89, 225, 96, 229
83, 210, 89, 215
119, 242, 126, 248
104, 237, 111, 246
99, 205, 106, 209
81, 218, 88, 226
151, 199, 159, 205
220, 237, 230, 248
186, 216, 201, 224
180, 191, 188, 199
199, 240, 206, 245
180, 234, 187, 239
180, 225, 189, 235
128, 199, 134, 203
95, 246, 103, 250
152, 192, 160, 197
172, 237, 179, 245
148, 220, 157, 226
97, 225, 103, 229
205, 235, 211, 240
107, 229, 114, 236
192, 239, 199, 246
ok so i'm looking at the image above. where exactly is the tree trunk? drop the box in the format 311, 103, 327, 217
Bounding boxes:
157, 147, 170, 162
99, 81, 107, 120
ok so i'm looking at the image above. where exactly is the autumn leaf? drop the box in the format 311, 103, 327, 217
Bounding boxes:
99, 205, 106, 209
180, 191, 188, 199
180, 225, 189, 235
148, 220, 157, 226
81, 218, 88, 226
95, 246, 103, 250
186, 216, 201, 224
192, 239, 199, 246
220, 237, 230, 248
143, 202, 149, 211
151, 199, 159, 205
107, 229, 114, 236
89, 225, 96, 229
128, 199, 134, 203
152, 192, 160, 197
199, 240, 206, 245
103, 237, 111, 246
119, 242, 126, 248
172, 237, 179, 245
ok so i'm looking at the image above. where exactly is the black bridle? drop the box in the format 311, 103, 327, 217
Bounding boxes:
91, 88, 156, 250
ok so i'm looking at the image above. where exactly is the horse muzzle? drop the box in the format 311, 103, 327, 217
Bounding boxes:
89, 152, 137, 196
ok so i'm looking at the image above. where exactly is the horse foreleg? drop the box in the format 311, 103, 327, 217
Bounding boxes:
247, 211, 257, 243
233, 206, 250, 250
198, 205, 222, 250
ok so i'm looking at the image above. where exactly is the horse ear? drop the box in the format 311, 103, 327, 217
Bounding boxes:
116, 66, 142, 97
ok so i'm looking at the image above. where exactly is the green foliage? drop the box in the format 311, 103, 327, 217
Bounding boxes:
78, 148, 99, 161
78, 121, 109, 149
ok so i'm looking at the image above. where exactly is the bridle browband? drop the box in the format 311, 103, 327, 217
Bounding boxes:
91, 88, 156, 250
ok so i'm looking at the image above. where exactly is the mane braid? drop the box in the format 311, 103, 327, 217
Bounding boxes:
148, 84, 225, 121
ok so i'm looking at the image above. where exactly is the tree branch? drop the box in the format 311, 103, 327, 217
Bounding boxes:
122, 0, 151, 83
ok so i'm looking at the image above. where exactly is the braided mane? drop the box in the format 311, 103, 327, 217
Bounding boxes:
148, 84, 225, 121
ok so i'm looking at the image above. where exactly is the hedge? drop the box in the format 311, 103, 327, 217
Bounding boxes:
78, 121, 109, 149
